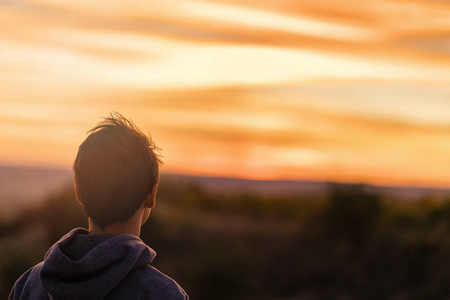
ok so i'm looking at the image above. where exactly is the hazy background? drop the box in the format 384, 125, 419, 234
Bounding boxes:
2, 1, 450, 299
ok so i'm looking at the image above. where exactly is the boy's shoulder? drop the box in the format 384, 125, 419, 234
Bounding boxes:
9, 263, 49, 300
10, 262, 188, 300
9, 229, 189, 300
110, 264, 189, 300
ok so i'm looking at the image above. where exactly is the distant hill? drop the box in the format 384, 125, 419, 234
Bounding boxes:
1, 165, 450, 220
0, 165, 73, 219
161, 173, 450, 202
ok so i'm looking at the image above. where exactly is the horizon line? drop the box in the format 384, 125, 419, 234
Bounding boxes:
1, 162, 450, 192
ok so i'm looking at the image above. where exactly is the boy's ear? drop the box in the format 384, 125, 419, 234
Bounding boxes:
144, 184, 158, 209
74, 182, 84, 206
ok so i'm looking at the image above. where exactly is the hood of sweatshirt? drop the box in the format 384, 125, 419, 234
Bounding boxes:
39, 228, 156, 300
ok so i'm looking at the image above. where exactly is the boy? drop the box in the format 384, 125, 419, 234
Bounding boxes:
9, 112, 188, 300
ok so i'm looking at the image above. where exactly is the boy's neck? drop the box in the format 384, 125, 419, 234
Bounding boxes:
88, 217, 141, 237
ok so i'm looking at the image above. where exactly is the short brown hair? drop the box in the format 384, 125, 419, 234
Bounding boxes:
73, 112, 162, 228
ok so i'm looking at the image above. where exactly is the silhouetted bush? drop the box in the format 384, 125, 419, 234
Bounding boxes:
34, 186, 87, 244
323, 183, 383, 245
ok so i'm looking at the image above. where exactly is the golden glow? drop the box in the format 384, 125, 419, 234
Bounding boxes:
1, 0, 450, 187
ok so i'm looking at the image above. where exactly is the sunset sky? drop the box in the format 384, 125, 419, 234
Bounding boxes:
1, 0, 450, 187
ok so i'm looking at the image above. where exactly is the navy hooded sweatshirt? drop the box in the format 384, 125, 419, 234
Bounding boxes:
9, 228, 188, 300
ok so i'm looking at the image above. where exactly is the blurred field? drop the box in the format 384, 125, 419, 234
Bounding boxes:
1, 173, 450, 299
0, 165, 72, 221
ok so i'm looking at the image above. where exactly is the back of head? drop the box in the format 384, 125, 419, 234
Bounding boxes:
73, 112, 161, 228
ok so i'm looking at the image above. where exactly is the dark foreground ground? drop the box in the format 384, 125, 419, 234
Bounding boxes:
1, 177, 450, 300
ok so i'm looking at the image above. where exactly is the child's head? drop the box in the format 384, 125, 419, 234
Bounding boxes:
73, 112, 162, 228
